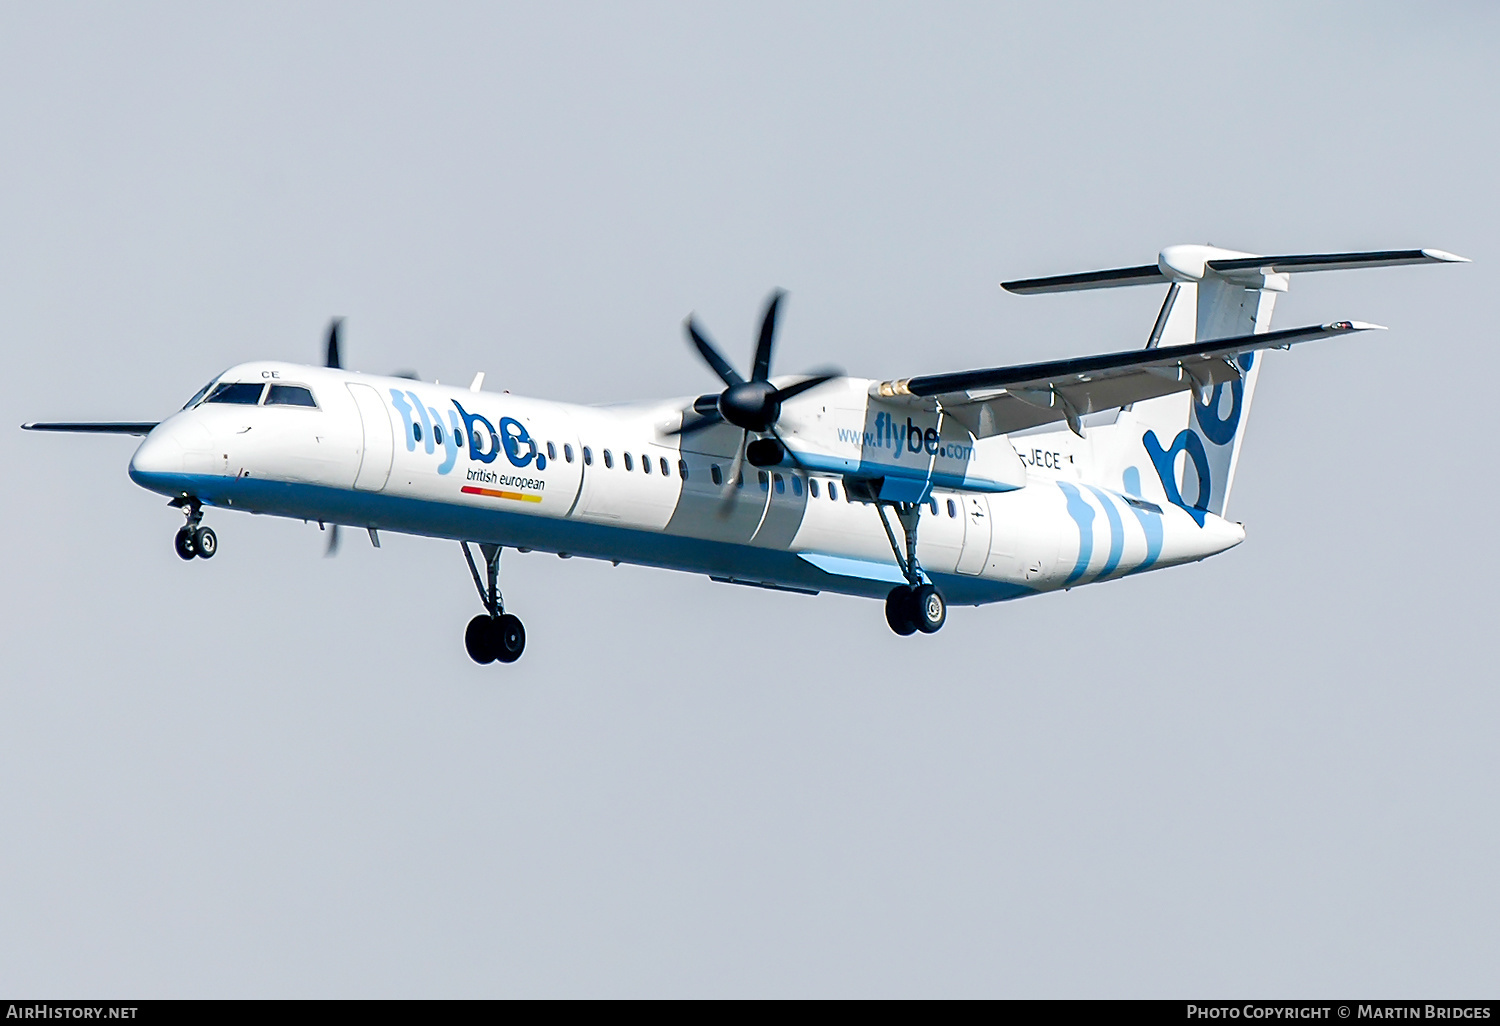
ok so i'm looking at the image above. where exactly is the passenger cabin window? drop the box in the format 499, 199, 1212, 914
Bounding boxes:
547, 442, 557, 461
205, 382, 265, 405
660, 457, 670, 476
565, 444, 575, 463
583, 446, 593, 466
623, 452, 633, 471
809, 479, 820, 498
265, 384, 317, 408
412, 423, 423, 443
828, 482, 839, 501
947, 499, 957, 518
678, 459, 688, 480
641, 454, 651, 474
758, 471, 769, 492
791, 476, 803, 497
434, 425, 443, 445
773, 474, 785, 495
711, 464, 722, 485
603, 450, 614, 469
928, 499, 938, 515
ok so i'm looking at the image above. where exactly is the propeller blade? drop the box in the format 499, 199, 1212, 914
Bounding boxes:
685, 317, 745, 388
324, 523, 341, 557
665, 409, 724, 436
769, 371, 841, 404
325, 318, 343, 369
716, 429, 749, 518
724, 429, 748, 493
751, 289, 785, 382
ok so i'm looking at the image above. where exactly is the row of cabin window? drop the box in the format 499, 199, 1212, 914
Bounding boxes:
408, 421, 965, 520
398, 426, 691, 484
575, 446, 685, 477
701, 471, 957, 517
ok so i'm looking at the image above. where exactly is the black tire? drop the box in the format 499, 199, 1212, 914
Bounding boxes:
911, 583, 946, 634
465, 615, 496, 664
492, 613, 526, 663
174, 527, 197, 560
885, 585, 918, 636
192, 526, 217, 559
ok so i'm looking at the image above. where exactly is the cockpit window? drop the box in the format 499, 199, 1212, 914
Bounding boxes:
204, 382, 266, 405
183, 380, 218, 410
265, 384, 317, 408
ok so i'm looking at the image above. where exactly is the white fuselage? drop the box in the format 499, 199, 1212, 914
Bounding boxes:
127, 362, 1244, 605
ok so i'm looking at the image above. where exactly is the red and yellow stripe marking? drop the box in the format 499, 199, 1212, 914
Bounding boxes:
461, 485, 542, 504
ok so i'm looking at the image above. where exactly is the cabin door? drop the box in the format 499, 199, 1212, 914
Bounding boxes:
955, 494, 991, 576
347, 383, 394, 492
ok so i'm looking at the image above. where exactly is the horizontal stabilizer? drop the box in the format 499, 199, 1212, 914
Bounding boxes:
1002, 264, 1166, 295
22, 422, 158, 435
1002, 246, 1467, 294
1205, 249, 1468, 275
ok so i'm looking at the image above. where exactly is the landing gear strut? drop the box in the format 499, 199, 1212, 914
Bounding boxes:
461, 542, 526, 665
169, 497, 216, 561
874, 499, 946, 636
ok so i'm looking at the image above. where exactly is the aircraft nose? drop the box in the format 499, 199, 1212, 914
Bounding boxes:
128, 424, 186, 490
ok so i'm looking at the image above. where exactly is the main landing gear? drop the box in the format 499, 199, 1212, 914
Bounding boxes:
461, 542, 526, 665
874, 499, 947, 637
169, 498, 217, 561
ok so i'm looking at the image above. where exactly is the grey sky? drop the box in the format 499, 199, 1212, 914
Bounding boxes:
1, 1, 1495, 997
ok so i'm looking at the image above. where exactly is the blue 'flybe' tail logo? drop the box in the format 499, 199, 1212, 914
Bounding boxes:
1142, 352, 1253, 527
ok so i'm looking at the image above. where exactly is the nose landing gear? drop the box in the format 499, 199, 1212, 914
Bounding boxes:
461, 542, 526, 665
170, 498, 217, 560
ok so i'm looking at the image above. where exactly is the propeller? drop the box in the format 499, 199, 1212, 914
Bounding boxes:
670, 290, 840, 487
325, 318, 343, 369
323, 317, 348, 555
318, 317, 417, 553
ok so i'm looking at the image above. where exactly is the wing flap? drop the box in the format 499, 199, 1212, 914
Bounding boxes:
880, 321, 1378, 438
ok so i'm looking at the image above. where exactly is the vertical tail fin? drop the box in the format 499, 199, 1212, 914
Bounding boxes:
1156, 245, 1283, 517
1005, 245, 1465, 518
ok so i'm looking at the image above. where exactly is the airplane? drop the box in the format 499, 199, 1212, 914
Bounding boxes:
23, 244, 1465, 665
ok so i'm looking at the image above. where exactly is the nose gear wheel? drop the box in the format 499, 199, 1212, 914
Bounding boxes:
169, 498, 216, 560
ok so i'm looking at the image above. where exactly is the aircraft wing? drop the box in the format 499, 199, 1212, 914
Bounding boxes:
874, 321, 1380, 438
22, 422, 159, 435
